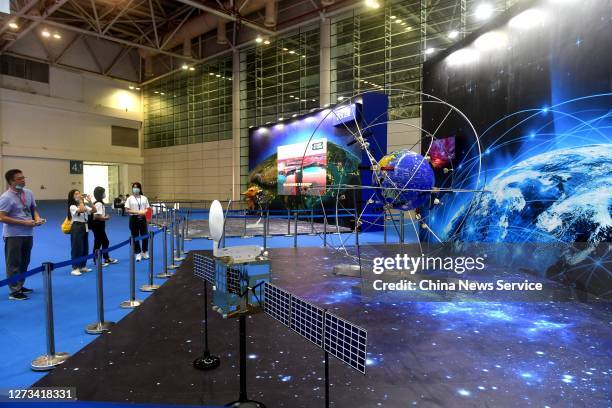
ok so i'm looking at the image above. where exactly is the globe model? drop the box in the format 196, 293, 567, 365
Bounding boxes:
457, 144, 612, 246
378, 149, 435, 210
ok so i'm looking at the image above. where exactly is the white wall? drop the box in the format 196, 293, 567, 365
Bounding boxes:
143, 140, 234, 201
0, 67, 144, 200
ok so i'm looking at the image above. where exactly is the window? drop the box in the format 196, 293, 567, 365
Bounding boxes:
0, 55, 49, 83
143, 57, 233, 149
111, 126, 139, 148
239, 26, 320, 190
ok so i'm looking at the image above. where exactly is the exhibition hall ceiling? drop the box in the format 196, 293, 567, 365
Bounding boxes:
0, 0, 517, 83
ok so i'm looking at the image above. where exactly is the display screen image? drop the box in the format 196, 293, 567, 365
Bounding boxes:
428, 136, 455, 168
249, 105, 362, 209
277, 138, 327, 196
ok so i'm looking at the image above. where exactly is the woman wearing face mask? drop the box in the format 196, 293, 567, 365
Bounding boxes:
125, 182, 150, 262
67, 189, 96, 276
91, 186, 119, 267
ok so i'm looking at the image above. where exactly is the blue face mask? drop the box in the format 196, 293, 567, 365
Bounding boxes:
132, 187, 140, 195
14, 184, 24, 190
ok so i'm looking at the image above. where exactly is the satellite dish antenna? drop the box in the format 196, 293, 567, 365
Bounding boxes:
209, 200, 224, 256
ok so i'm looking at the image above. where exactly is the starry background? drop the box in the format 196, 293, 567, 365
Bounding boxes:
421, 0, 611, 296
34, 247, 611, 407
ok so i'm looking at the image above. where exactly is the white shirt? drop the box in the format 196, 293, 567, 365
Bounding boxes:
125, 195, 150, 213
70, 204, 92, 223
94, 202, 106, 217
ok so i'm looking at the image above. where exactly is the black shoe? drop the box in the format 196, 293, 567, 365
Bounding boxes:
9, 292, 29, 300
20, 287, 33, 293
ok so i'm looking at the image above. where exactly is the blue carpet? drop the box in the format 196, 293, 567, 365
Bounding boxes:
0, 201, 372, 389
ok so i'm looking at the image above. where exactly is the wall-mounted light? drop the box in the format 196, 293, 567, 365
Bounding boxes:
129, 85, 135, 89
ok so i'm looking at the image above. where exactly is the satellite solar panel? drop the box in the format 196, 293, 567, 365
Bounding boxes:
290, 296, 324, 348
263, 283, 290, 327
193, 254, 216, 285
324, 313, 367, 374
226, 267, 242, 295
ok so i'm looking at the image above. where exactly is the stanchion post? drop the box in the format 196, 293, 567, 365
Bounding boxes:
265, 207, 272, 238
262, 209, 268, 251
399, 211, 405, 244
293, 211, 298, 248
384, 214, 388, 244
174, 216, 185, 261
86, 250, 115, 334
180, 217, 187, 254
168, 219, 180, 269
184, 208, 192, 241
309, 208, 316, 235
157, 225, 173, 278
141, 231, 160, 291
323, 215, 328, 247
285, 209, 292, 236
31, 262, 70, 371
120, 237, 142, 308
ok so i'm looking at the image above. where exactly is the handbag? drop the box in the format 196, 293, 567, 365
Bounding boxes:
61, 217, 72, 234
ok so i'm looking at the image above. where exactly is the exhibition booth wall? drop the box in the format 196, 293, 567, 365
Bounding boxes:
421, 0, 611, 296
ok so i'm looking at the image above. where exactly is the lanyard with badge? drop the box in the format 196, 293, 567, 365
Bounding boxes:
16, 190, 32, 217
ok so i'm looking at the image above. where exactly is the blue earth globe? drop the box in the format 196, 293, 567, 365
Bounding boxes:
456, 144, 612, 245
378, 149, 435, 210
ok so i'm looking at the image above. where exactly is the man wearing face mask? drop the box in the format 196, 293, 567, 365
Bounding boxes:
0, 169, 45, 300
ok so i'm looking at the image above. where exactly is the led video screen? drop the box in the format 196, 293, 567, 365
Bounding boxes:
277, 138, 327, 196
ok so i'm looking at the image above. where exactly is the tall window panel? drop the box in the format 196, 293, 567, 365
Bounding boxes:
239, 27, 320, 190
143, 57, 233, 149
331, 0, 522, 120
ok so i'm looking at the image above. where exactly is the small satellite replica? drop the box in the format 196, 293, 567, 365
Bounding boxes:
193, 200, 368, 408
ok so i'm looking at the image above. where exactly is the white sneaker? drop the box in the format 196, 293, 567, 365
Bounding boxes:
135, 253, 142, 262
142, 251, 150, 260
71, 269, 82, 276
80, 267, 92, 272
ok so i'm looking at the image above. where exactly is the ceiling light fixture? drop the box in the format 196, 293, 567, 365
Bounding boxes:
448, 30, 459, 39
475, 3, 494, 20
255, 36, 263, 43
364, 0, 380, 9
41, 30, 51, 38
52, 32, 61, 39
189, 67, 195, 71
8, 22, 18, 29
182, 64, 189, 70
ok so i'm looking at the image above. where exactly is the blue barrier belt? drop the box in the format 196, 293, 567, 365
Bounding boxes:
0, 229, 158, 287
0, 265, 44, 288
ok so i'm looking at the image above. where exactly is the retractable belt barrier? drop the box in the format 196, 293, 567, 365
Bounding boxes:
0, 221, 170, 289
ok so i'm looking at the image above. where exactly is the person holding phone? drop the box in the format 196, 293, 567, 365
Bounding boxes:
92, 186, 118, 267
68, 189, 96, 276
125, 182, 150, 262
0, 169, 45, 300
